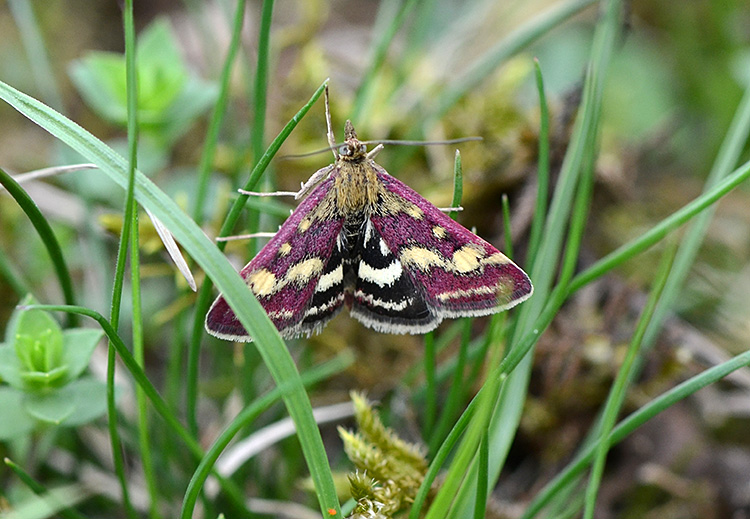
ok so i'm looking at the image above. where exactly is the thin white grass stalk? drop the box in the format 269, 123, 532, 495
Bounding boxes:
0, 163, 97, 190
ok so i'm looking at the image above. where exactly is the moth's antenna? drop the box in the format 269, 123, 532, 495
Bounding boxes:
278, 136, 482, 161
325, 84, 338, 160
360, 136, 483, 147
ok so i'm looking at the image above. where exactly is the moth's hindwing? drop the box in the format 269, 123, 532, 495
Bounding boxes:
205, 176, 346, 342
349, 219, 439, 334
369, 166, 533, 322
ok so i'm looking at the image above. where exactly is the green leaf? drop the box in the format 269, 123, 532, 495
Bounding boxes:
19, 365, 69, 388
14, 331, 64, 375
61, 328, 104, 381
67, 16, 214, 137
4, 294, 35, 342
60, 377, 109, 426
0, 342, 24, 388
68, 51, 128, 123
0, 303, 101, 391
9, 302, 70, 390
156, 76, 219, 143
0, 387, 36, 439
135, 18, 188, 116
12, 299, 63, 350
23, 388, 76, 424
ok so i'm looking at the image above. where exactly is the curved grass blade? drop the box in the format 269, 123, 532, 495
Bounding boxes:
583, 240, 677, 519
0, 167, 77, 326
180, 351, 354, 519
0, 80, 340, 517
425, 0, 622, 515
522, 346, 750, 518
192, 0, 248, 223
184, 78, 329, 482
4, 457, 87, 519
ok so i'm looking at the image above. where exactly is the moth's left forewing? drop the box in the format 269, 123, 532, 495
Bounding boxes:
370, 166, 533, 318
206, 175, 346, 341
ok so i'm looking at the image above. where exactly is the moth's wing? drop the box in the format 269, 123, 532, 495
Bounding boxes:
369, 166, 532, 325
205, 175, 347, 341
348, 218, 440, 334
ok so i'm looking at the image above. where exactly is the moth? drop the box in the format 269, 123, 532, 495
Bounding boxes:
205, 95, 533, 342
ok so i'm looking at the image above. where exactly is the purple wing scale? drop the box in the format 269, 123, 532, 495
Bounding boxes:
370, 166, 532, 320
205, 176, 346, 341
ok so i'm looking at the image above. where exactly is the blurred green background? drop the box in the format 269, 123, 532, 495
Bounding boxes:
1, 1, 750, 518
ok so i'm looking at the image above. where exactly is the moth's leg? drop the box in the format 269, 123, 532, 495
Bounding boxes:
366, 144, 385, 160
437, 206, 464, 213
325, 85, 338, 160
216, 231, 277, 242
238, 189, 298, 197
239, 165, 334, 200
295, 164, 334, 199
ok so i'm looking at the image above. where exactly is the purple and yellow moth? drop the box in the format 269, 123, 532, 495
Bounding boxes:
205, 94, 533, 342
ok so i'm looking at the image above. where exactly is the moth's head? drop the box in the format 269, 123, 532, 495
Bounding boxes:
339, 119, 368, 161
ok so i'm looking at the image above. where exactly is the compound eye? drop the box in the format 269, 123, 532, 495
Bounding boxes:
359, 144, 367, 154
339, 144, 352, 156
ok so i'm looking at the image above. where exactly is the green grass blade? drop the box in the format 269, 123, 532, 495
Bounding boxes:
424, 369, 505, 519
6, 0, 64, 111
242, 0, 276, 260
582, 240, 677, 519
427, 0, 595, 125
351, 0, 419, 123
180, 351, 354, 519
428, 0, 623, 516
499, 154, 750, 385
102, 2, 142, 515
636, 83, 750, 358
192, 0, 248, 223
450, 150, 463, 220
185, 79, 327, 442
557, 143, 596, 289
0, 167, 76, 322
252, 0, 273, 164
474, 431, 489, 519
522, 346, 750, 518
568, 158, 750, 294
425, 148, 469, 453
409, 391, 480, 519
527, 59, 550, 265
537, 64, 750, 519
501, 194, 513, 259
422, 331, 437, 437
0, 79, 340, 517
187, 0, 249, 440
4, 458, 87, 519
428, 318, 471, 454
122, 3, 159, 517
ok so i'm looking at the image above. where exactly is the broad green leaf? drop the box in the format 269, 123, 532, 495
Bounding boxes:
60, 377, 109, 426
61, 328, 104, 381
68, 52, 128, 123
68, 16, 213, 137
0, 343, 24, 388
0, 387, 36, 439
23, 389, 76, 424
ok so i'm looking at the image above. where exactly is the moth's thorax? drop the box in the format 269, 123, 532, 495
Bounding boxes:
333, 135, 380, 214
